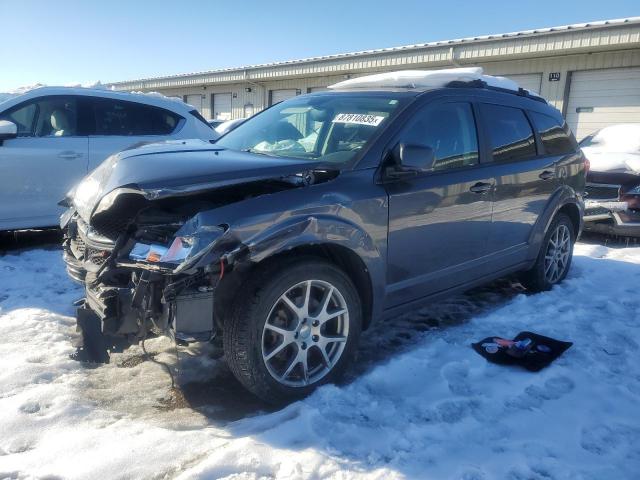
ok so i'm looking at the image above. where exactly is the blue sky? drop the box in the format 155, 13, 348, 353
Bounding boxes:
1, 0, 638, 91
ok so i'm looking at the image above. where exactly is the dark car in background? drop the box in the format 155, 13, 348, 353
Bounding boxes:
61, 68, 586, 403
581, 124, 640, 236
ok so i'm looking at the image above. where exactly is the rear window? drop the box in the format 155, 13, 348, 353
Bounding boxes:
529, 111, 577, 155
481, 104, 536, 163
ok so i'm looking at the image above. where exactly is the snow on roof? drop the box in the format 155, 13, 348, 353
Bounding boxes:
327, 67, 522, 91
2, 81, 184, 106
109, 17, 640, 87
0, 85, 194, 114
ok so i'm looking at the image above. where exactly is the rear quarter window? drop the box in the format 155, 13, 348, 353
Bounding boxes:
529, 111, 577, 155
480, 103, 536, 163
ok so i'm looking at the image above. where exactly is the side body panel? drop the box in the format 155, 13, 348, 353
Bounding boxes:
0, 136, 88, 228
384, 168, 493, 307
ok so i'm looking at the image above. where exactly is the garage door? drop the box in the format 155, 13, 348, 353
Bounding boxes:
308, 86, 327, 93
566, 67, 640, 140
185, 94, 203, 113
500, 73, 543, 94
212, 93, 232, 120
270, 89, 298, 105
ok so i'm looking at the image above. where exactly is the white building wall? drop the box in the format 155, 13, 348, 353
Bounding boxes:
153, 49, 640, 122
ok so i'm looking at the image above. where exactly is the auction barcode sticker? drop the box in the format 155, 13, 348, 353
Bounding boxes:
332, 113, 385, 126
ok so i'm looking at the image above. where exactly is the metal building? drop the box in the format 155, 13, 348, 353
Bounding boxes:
110, 17, 640, 139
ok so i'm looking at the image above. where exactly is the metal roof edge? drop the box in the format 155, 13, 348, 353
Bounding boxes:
109, 16, 640, 88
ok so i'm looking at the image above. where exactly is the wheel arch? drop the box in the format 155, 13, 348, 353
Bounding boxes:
526, 187, 584, 262
214, 215, 385, 331
557, 202, 581, 238
215, 243, 375, 331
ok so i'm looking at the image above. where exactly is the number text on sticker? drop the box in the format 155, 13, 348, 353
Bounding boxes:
332, 113, 385, 126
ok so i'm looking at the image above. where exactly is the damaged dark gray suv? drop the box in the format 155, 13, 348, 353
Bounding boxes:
62, 69, 586, 403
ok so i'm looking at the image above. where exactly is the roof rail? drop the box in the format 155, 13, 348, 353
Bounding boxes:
444, 79, 548, 104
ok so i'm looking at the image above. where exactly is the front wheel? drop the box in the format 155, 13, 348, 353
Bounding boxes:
224, 258, 361, 404
520, 213, 575, 292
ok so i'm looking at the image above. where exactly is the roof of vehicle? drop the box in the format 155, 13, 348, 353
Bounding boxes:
0, 86, 196, 115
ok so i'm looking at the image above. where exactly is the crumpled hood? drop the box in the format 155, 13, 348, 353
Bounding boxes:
71, 139, 325, 222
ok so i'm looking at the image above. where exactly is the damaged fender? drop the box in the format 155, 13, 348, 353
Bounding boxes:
175, 208, 385, 322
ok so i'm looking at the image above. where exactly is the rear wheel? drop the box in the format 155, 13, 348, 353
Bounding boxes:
520, 213, 575, 292
224, 258, 361, 404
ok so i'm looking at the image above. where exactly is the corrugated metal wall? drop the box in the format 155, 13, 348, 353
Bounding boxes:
154, 49, 640, 120
157, 75, 350, 119
111, 20, 640, 93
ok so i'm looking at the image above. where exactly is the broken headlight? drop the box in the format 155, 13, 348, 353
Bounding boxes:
129, 225, 225, 272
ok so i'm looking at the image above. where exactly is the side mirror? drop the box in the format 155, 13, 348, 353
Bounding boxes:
0, 120, 18, 143
399, 143, 435, 171
385, 143, 435, 179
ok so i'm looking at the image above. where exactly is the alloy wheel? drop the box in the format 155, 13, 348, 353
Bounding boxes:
544, 224, 571, 284
261, 279, 349, 387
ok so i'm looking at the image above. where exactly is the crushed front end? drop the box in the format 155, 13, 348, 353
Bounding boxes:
59, 140, 336, 362
62, 202, 229, 361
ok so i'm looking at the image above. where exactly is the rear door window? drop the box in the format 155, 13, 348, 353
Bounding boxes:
529, 111, 577, 155
401, 102, 479, 170
481, 103, 536, 162
92, 99, 181, 136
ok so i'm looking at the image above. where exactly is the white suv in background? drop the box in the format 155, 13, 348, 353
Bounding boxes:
0, 87, 217, 230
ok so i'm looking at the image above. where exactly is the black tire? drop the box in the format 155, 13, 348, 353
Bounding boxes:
223, 257, 362, 404
519, 213, 575, 292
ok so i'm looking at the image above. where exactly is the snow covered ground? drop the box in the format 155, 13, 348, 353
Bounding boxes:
0, 241, 639, 479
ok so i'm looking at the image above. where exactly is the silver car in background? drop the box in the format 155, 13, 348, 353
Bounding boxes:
0, 87, 217, 230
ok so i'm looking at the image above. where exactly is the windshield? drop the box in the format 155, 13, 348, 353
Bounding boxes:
215, 93, 405, 164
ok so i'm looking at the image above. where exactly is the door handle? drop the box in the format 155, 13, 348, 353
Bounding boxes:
539, 170, 555, 180
469, 182, 493, 194
58, 151, 82, 160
